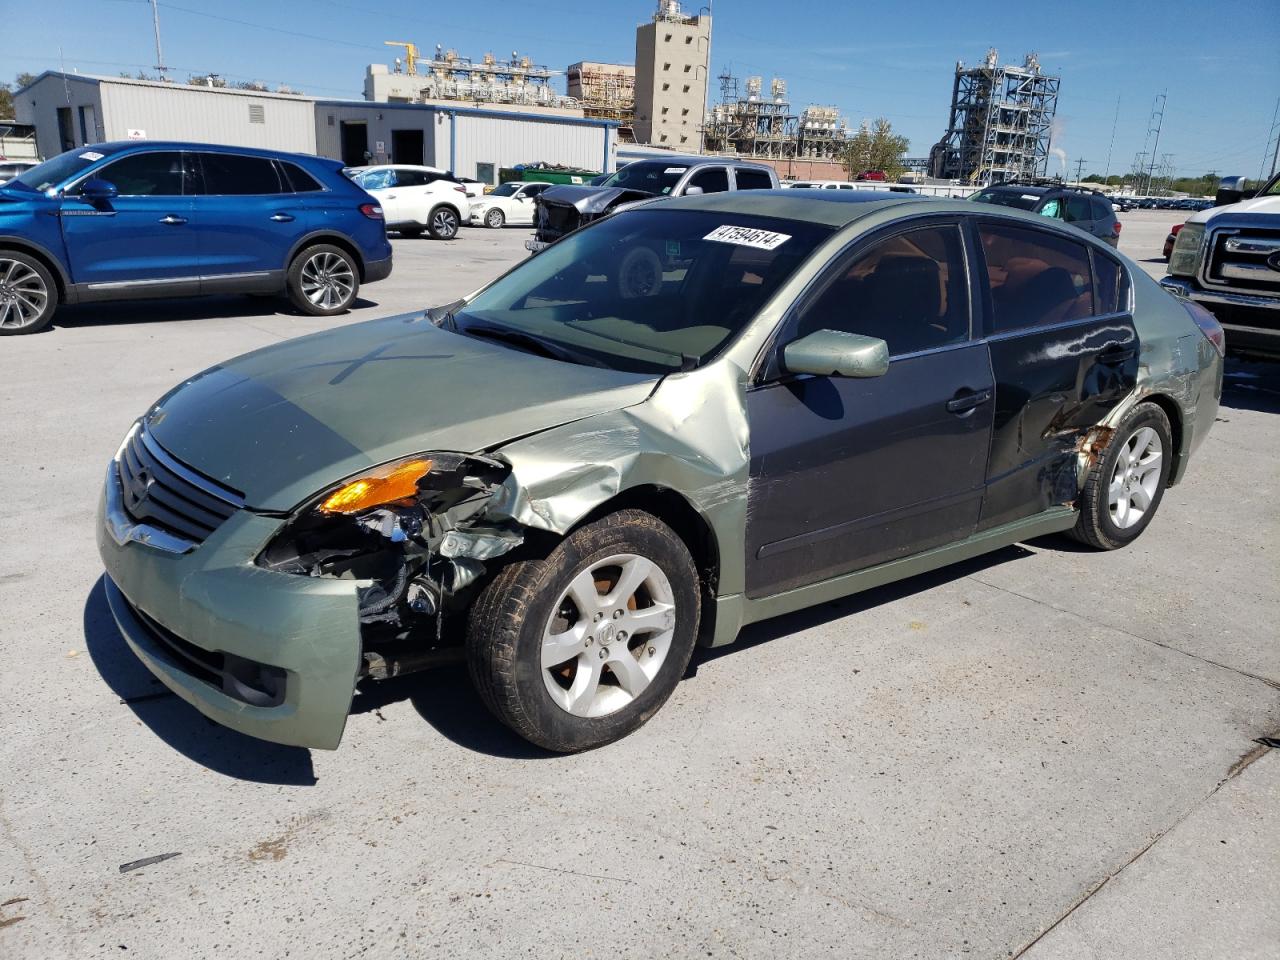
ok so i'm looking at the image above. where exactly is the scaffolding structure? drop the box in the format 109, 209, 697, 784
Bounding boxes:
929, 49, 1059, 184
567, 62, 635, 128
705, 72, 848, 160
387, 44, 580, 110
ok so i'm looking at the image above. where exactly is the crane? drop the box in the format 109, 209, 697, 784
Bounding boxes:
385, 41, 420, 76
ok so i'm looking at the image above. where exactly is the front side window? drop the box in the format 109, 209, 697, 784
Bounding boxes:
735, 169, 773, 191
688, 167, 729, 193
92, 151, 187, 196
1038, 197, 1062, 218
979, 222, 1095, 332
199, 153, 284, 195
393, 169, 432, 187
795, 224, 970, 357
450, 210, 833, 374
11, 147, 119, 192
1064, 195, 1092, 223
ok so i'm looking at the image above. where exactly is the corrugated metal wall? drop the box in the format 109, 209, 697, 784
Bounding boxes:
313, 103, 443, 167
14, 75, 105, 159
98, 82, 317, 153
453, 114, 609, 179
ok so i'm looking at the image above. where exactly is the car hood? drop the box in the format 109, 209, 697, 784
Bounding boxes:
540, 184, 657, 215
145, 314, 658, 512
1189, 193, 1280, 224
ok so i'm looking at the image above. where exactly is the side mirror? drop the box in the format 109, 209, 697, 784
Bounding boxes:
1214, 175, 1251, 207
684, 185, 704, 196
79, 178, 117, 201
783, 330, 889, 379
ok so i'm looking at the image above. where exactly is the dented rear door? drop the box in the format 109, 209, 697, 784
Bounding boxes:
973, 219, 1138, 530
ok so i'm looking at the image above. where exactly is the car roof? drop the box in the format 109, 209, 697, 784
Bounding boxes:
658, 189, 921, 226
77, 140, 337, 165
983, 184, 1050, 195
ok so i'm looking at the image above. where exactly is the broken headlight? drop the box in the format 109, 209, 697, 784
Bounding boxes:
1167, 223, 1205, 277
257, 452, 518, 634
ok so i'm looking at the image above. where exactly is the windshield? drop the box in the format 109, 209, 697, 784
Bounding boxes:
969, 189, 1043, 211
598, 160, 691, 195
450, 209, 833, 375
11, 147, 115, 192
490, 183, 521, 197
1261, 175, 1280, 197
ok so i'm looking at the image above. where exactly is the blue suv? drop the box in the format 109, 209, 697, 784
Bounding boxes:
0, 141, 393, 335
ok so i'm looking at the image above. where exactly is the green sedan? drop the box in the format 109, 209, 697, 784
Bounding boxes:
98, 191, 1225, 752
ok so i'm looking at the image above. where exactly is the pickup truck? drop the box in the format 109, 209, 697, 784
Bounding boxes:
526, 157, 778, 253
1161, 173, 1280, 356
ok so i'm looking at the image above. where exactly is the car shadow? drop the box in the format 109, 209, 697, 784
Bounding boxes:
50, 295, 381, 331
1221, 356, 1280, 414
82, 577, 317, 785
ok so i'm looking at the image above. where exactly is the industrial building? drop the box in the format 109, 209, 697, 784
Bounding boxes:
929, 49, 1059, 184
632, 1, 712, 149
364, 44, 582, 116
567, 61, 635, 134
14, 72, 617, 185
705, 73, 849, 163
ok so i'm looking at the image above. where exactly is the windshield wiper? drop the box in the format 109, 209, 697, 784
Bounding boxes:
456, 321, 608, 368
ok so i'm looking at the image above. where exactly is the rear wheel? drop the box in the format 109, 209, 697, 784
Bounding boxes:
0, 251, 56, 335
286, 244, 359, 316
467, 510, 700, 752
1070, 401, 1173, 550
427, 205, 460, 240
484, 208, 506, 229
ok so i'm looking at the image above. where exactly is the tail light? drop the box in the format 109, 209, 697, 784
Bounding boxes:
454, 186, 467, 195
1113, 220, 1122, 235
359, 203, 383, 220
1170, 223, 1185, 238
1182, 299, 1226, 356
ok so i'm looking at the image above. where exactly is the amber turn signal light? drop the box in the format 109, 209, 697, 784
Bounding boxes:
319, 458, 433, 515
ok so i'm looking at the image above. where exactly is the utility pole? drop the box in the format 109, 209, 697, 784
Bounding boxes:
149, 0, 168, 80
1073, 157, 1088, 183
1142, 92, 1167, 195
1103, 93, 1120, 184
1262, 96, 1280, 181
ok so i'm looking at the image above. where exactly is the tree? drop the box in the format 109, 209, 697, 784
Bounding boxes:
841, 118, 910, 180
0, 83, 12, 120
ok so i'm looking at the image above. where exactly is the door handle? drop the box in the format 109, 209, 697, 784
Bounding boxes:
158, 215, 187, 225
269, 213, 296, 222
384, 193, 397, 199
946, 388, 992, 415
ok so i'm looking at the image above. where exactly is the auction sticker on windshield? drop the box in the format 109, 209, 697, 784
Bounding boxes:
703, 225, 792, 251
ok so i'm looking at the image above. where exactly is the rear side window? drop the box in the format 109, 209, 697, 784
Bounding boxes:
797, 224, 969, 356
94, 151, 187, 196
735, 168, 773, 190
280, 162, 324, 192
687, 166, 729, 193
199, 153, 285, 195
1093, 251, 1127, 314
979, 222, 1095, 332
393, 169, 435, 187
1090, 196, 1113, 220
1064, 194, 1093, 223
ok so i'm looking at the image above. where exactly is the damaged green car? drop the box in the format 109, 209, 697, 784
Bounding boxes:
98, 191, 1224, 752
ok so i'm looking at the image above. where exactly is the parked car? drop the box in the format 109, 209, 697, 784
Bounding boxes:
0, 160, 37, 183
527, 157, 778, 253
469, 181, 554, 228
1164, 223, 1184, 260
454, 176, 486, 199
1110, 196, 1134, 212
1162, 173, 1280, 356
0, 141, 392, 335
855, 170, 887, 181
347, 164, 470, 240
969, 183, 1122, 246
98, 190, 1223, 753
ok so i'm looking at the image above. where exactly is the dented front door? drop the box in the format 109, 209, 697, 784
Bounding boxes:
973, 220, 1139, 530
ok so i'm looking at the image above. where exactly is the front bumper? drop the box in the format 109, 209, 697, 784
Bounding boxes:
97, 465, 364, 750
1160, 277, 1280, 354
364, 254, 393, 284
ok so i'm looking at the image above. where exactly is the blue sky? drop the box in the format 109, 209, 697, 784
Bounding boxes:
5, 0, 1278, 178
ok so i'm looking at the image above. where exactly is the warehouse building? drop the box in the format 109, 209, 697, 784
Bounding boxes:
14, 72, 618, 185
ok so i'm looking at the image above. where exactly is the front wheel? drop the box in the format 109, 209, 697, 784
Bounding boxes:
467, 510, 701, 752
1070, 401, 1173, 550
484, 208, 506, 229
286, 244, 359, 316
0, 251, 57, 335
427, 205, 461, 240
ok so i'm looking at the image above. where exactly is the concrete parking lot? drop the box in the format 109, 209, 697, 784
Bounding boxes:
1, 210, 1277, 959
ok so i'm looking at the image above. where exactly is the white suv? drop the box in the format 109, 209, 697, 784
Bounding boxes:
348, 165, 471, 240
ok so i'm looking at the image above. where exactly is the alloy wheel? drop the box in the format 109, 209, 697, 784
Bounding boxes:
1108, 426, 1163, 529
432, 209, 459, 239
485, 208, 505, 229
0, 258, 50, 331
299, 252, 355, 310
540, 553, 678, 718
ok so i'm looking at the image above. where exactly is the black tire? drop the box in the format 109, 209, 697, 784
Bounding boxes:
398, 227, 424, 239
484, 208, 506, 229
286, 244, 359, 316
1069, 401, 1173, 550
467, 509, 701, 752
614, 245, 664, 299
0, 249, 57, 335
427, 205, 461, 240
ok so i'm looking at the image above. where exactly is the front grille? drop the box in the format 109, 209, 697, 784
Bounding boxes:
1206, 228, 1280, 296
118, 426, 243, 547
536, 201, 582, 242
